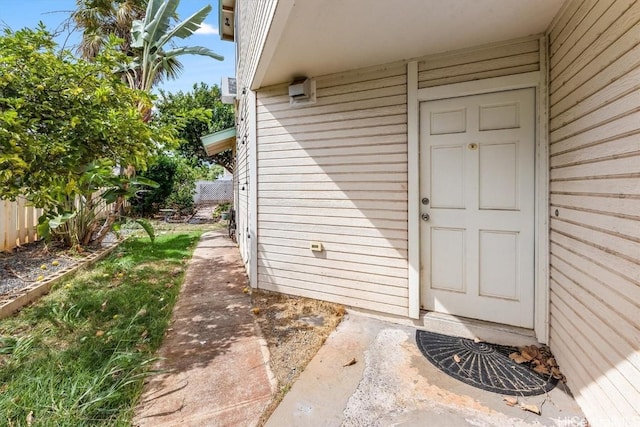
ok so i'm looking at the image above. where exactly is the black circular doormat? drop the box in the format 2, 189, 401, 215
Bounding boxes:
415, 330, 558, 396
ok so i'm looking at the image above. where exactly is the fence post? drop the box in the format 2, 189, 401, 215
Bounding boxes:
0, 199, 7, 251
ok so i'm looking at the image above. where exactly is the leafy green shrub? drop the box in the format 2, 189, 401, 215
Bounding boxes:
213, 202, 231, 220
132, 155, 199, 216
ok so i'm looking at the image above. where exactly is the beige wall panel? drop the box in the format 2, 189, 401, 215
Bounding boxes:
550, 68, 640, 132
417, 37, 540, 89
551, 0, 639, 82
548, 5, 640, 415
255, 63, 408, 315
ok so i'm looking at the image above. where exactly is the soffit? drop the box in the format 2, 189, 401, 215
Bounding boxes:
255, 0, 565, 88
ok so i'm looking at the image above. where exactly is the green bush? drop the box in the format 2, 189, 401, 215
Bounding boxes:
132, 155, 198, 216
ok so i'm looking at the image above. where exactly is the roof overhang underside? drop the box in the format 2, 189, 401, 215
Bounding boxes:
252, 0, 566, 89
201, 128, 236, 156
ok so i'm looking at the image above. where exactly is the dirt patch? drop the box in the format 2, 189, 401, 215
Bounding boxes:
250, 289, 345, 425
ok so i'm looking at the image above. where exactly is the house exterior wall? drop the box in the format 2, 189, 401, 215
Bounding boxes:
235, 92, 250, 263
547, 0, 640, 424
234, 0, 277, 269
235, 0, 276, 92
252, 36, 544, 316
418, 37, 540, 88
255, 64, 410, 315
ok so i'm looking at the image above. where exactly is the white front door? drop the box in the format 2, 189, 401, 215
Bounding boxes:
419, 88, 536, 328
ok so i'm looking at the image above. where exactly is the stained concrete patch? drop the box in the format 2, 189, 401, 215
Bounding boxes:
266, 313, 585, 427
341, 329, 537, 427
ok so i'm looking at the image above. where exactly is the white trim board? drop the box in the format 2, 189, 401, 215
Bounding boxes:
407, 66, 550, 343
407, 62, 420, 319
417, 71, 541, 101
249, 90, 258, 288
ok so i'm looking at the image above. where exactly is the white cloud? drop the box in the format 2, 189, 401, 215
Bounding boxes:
195, 23, 218, 35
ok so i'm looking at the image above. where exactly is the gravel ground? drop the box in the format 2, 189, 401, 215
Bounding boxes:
0, 241, 84, 296
0, 234, 126, 298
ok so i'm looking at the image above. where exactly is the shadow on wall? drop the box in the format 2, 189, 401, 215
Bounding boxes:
253, 64, 410, 316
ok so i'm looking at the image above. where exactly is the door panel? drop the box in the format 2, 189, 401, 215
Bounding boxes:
478, 230, 519, 299
479, 142, 518, 210
420, 88, 536, 328
430, 228, 466, 292
430, 145, 465, 209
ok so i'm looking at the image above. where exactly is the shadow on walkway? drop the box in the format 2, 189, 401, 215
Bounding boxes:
134, 231, 275, 427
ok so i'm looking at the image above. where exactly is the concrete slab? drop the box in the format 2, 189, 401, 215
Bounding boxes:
267, 313, 586, 427
133, 231, 276, 427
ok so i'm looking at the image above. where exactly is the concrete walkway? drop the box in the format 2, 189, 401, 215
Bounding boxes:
133, 230, 585, 427
133, 231, 275, 427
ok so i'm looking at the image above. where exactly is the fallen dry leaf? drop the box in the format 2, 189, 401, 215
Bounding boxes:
243, 287, 250, 294
136, 308, 148, 318
26, 411, 33, 426
95, 330, 105, 337
453, 354, 461, 363
520, 403, 541, 415
473, 337, 482, 343
521, 348, 535, 361
100, 300, 108, 312
509, 352, 527, 364
251, 307, 260, 315
534, 364, 550, 375
343, 357, 357, 367
503, 396, 518, 407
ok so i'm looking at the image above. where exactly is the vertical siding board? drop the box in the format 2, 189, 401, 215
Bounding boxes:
548, 1, 640, 424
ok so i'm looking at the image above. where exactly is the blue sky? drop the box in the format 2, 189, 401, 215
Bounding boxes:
0, 0, 236, 94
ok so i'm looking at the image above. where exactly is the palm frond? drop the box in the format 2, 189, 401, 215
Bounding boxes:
156, 57, 184, 82
136, 0, 177, 48
157, 4, 212, 47
164, 46, 223, 61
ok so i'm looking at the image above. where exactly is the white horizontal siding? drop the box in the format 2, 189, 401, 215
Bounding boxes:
417, 37, 540, 89
548, 0, 640, 425
236, 0, 276, 91
256, 63, 409, 315
235, 1, 275, 267
235, 94, 249, 260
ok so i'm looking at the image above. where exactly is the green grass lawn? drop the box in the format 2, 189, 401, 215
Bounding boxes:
0, 232, 202, 427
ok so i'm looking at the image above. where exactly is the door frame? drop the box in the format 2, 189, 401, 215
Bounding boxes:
407, 38, 550, 343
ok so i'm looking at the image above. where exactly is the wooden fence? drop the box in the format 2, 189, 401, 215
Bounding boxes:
0, 197, 43, 252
